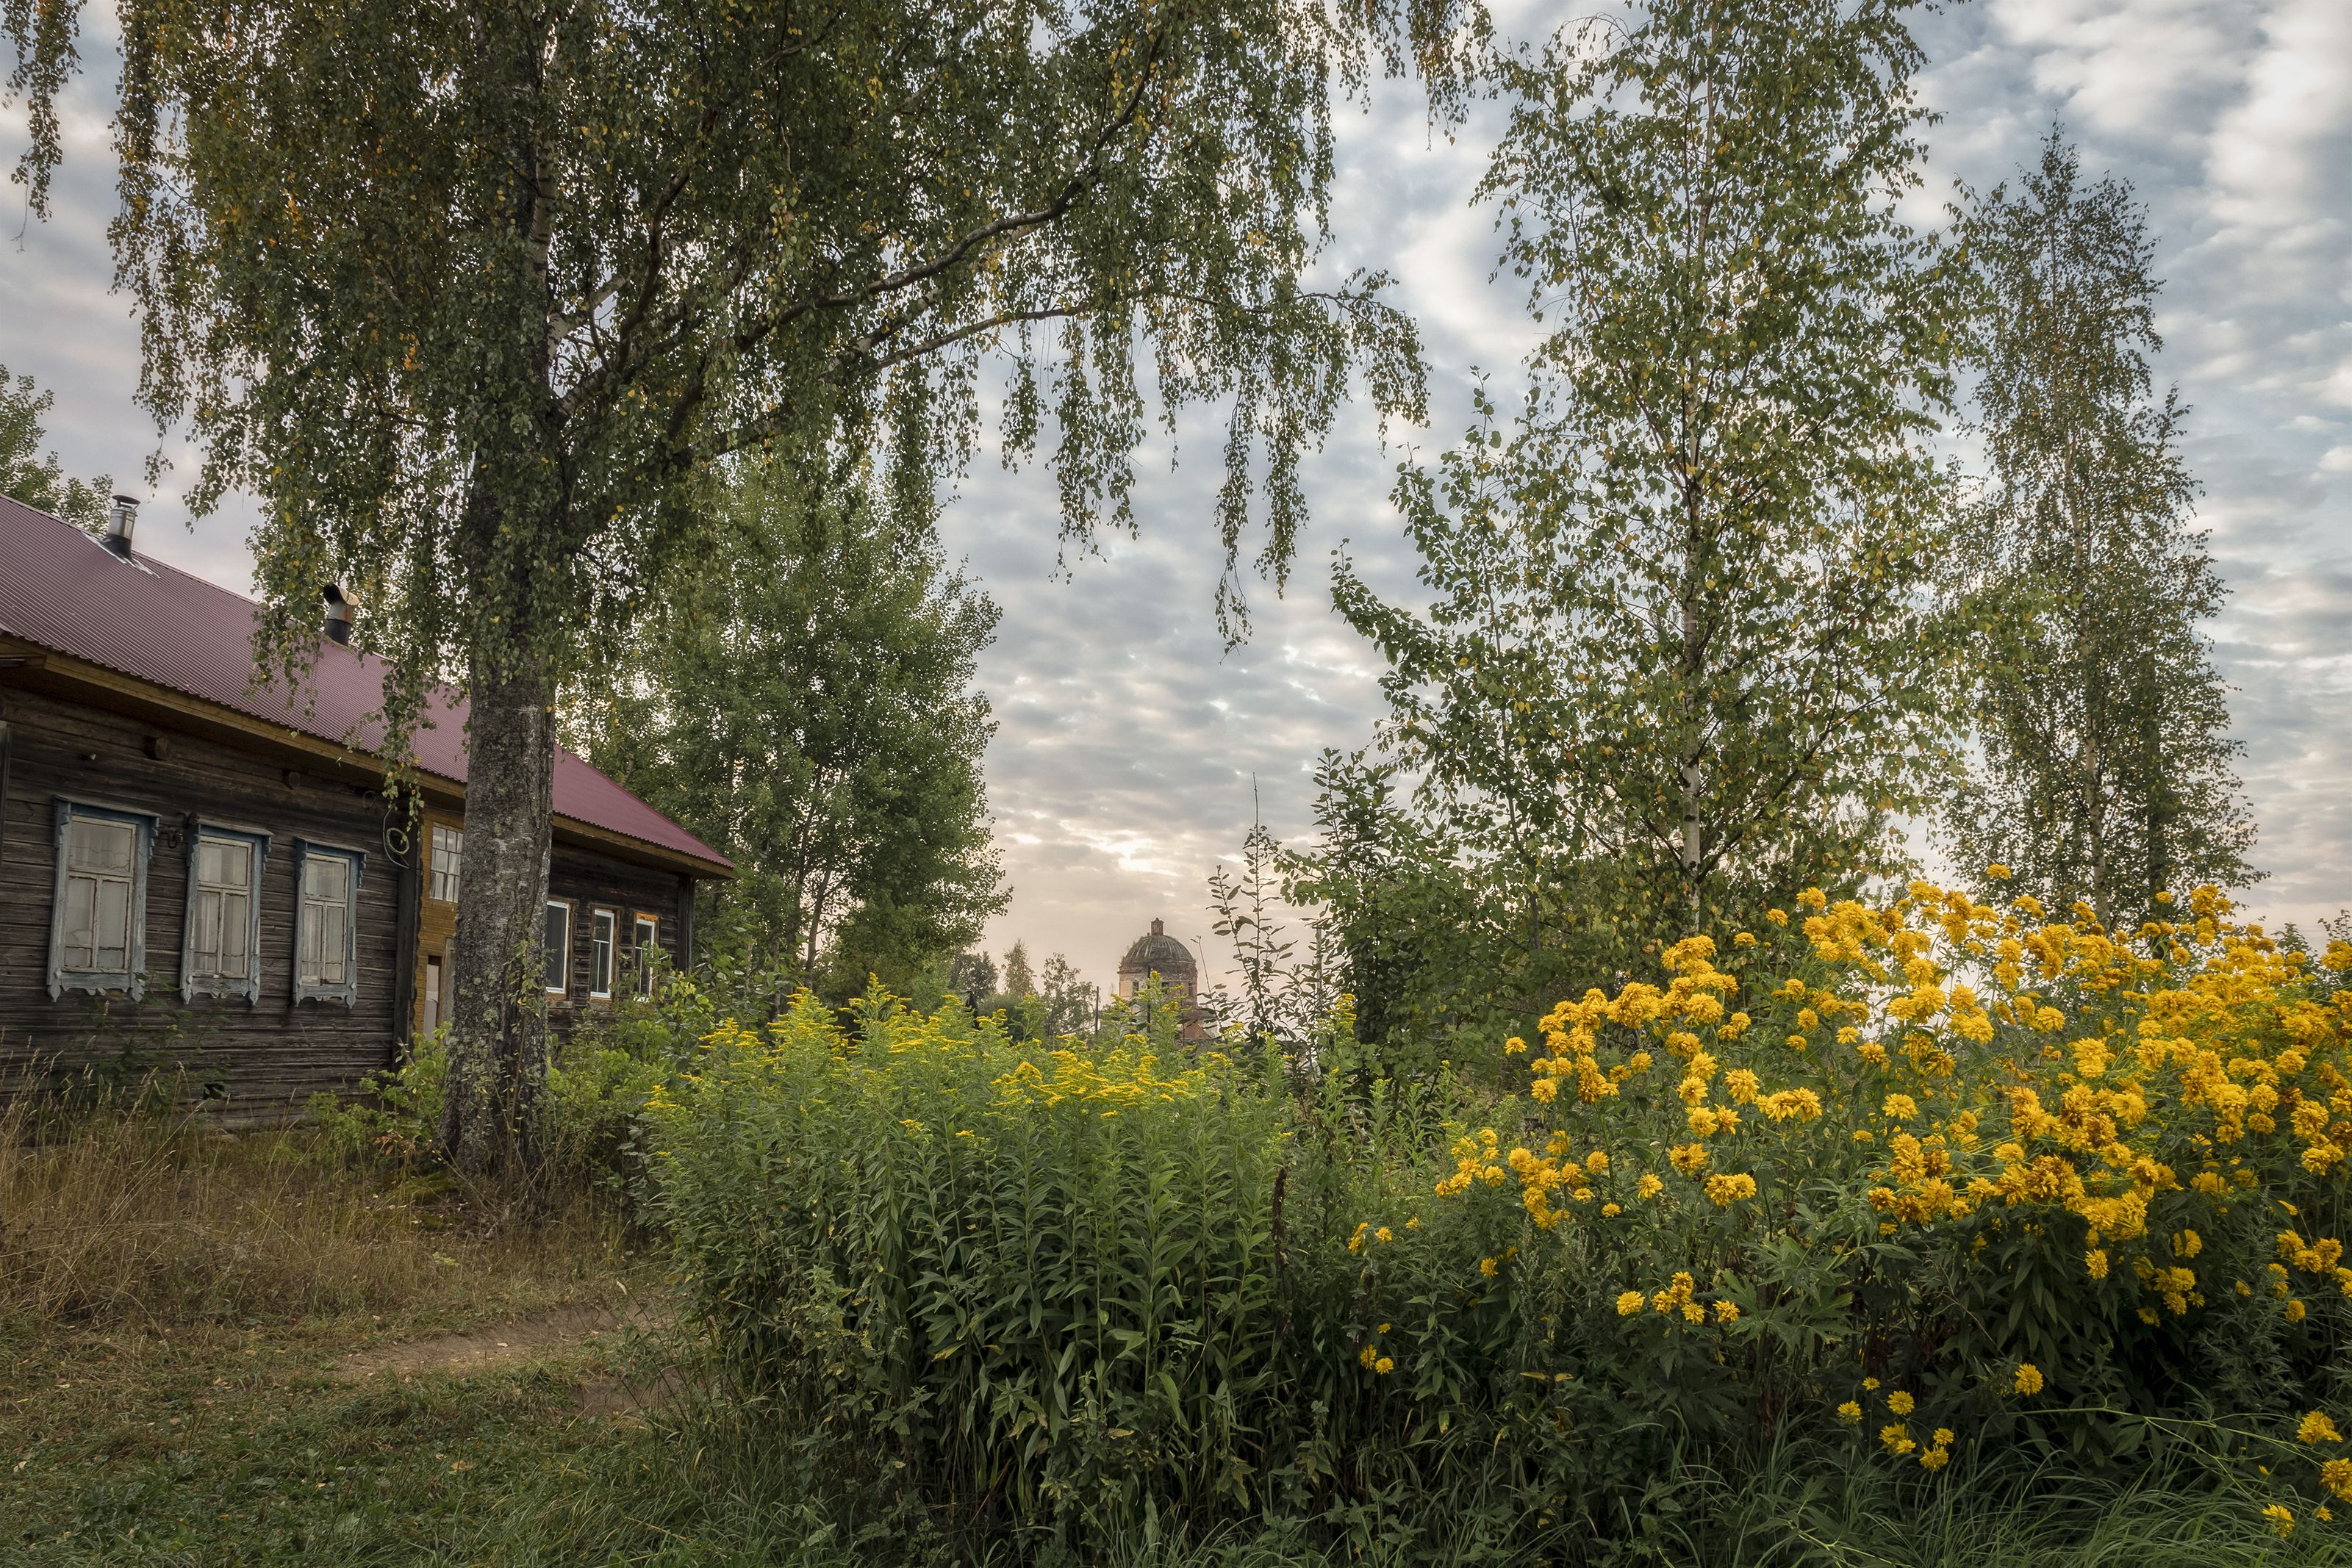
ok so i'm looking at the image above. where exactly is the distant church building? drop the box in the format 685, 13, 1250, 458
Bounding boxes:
1118, 918, 1202, 1042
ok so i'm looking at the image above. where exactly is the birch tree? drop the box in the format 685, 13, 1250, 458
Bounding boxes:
1942, 133, 2257, 922
6, 0, 1462, 1173
1335, 0, 1960, 974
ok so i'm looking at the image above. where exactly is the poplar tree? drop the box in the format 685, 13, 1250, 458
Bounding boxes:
1333, 0, 1960, 983
6, 0, 1460, 1174
1943, 133, 2257, 922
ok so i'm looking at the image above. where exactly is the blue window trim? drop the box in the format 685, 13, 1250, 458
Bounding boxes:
182, 822, 271, 1004
48, 797, 159, 1001
291, 838, 366, 1007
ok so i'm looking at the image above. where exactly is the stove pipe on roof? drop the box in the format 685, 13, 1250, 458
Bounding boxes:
103, 495, 138, 558
322, 583, 354, 646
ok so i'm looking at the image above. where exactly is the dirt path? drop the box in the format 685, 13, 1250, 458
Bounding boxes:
330, 1302, 637, 1381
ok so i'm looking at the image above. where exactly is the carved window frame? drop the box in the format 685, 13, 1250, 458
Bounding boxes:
292, 838, 366, 1007
182, 821, 270, 1003
48, 798, 158, 1001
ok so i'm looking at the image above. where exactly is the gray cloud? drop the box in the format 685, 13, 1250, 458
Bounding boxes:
5, 0, 2346, 988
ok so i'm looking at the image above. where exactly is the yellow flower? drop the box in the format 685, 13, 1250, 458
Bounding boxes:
1668, 1143, 1710, 1176
1887, 1391, 1914, 1416
1863, 1378, 1879, 1391
1836, 1400, 1862, 1422
2320, 1457, 2352, 1500
1713, 1301, 1740, 1325
1766, 908, 1788, 927
2301, 1412, 2345, 1445
1374, 1356, 1395, 1375
1986, 863, 2011, 880
1637, 1173, 1664, 1198
1375, 1227, 1393, 1244
2012, 1363, 2044, 1396
1882, 1093, 1918, 1121
1879, 1423, 1915, 1456
1505, 1035, 1527, 1055
1704, 1172, 1758, 1207
1480, 1256, 1499, 1279
1616, 1290, 1646, 1317
2290, 1299, 2310, 1323
2265, 1503, 2295, 1537
1602, 1203, 1622, 1217
2086, 1248, 2109, 1280
1918, 1446, 1949, 1470
1933, 1428, 1954, 1447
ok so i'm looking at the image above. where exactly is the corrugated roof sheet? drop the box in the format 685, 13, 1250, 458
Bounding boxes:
0, 495, 730, 874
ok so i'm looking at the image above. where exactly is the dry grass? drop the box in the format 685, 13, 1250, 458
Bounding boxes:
0, 1085, 626, 1332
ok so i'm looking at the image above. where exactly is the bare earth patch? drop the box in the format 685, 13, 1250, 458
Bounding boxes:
328, 1298, 692, 1419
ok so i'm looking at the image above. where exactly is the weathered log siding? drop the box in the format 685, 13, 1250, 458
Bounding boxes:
1, 686, 703, 1118
0, 686, 403, 1118
544, 847, 692, 1018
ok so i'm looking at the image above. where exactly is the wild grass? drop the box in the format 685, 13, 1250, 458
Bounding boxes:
10, 1059, 2350, 1565
0, 1079, 623, 1331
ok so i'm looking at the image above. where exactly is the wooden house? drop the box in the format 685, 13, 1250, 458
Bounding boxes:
0, 494, 731, 1118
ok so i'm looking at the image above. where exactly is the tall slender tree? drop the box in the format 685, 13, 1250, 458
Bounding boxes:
1333, 0, 1962, 987
1943, 132, 2257, 922
6, 0, 1461, 1174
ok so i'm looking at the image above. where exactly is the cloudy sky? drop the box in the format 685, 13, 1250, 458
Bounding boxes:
4, 0, 2348, 993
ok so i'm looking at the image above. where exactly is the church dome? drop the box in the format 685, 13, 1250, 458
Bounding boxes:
1119, 918, 1197, 979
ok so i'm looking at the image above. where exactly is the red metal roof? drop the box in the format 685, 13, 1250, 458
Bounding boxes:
0, 495, 730, 874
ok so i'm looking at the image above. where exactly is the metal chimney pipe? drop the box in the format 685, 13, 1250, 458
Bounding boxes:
103, 495, 138, 558
322, 583, 354, 645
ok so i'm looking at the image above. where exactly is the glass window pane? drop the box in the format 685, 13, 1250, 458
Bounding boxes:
304, 857, 348, 905
198, 838, 252, 892
95, 878, 132, 971
193, 889, 221, 973
62, 876, 96, 970
68, 817, 135, 875
591, 911, 614, 993
318, 904, 348, 984
219, 893, 249, 967
542, 903, 569, 992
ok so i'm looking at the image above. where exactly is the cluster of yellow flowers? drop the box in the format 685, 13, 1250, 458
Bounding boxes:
1397, 880, 2352, 1344
990, 1044, 1213, 1112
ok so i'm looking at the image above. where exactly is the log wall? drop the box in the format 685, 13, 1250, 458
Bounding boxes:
1, 683, 700, 1120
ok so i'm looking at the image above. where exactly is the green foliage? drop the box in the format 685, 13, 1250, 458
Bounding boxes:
4, 0, 1460, 728
1329, 0, 1962, 1020
0, 363, 110, 530
640, 993, 1310, 1551
636, 896, 2352, 1558
573, 457, 1005, 1003
1942, 133, 2259, 927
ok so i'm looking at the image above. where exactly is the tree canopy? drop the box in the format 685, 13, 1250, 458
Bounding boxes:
570, 455, 1005, 1004
4, 0, 1471, 1173
1327, 0, 1962, 1021
1940, 132, 2258, 924
0, 365, 111, 531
